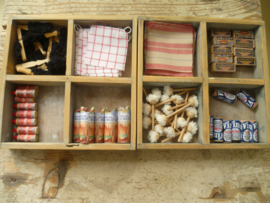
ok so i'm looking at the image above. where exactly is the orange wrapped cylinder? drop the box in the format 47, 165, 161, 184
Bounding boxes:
118, 106, 131, 143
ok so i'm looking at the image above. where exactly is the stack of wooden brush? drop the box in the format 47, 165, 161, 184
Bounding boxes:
15, 22, 67, 75
143, 86, 199, 143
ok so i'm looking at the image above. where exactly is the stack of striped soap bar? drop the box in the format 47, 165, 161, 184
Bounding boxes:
144, 22, 196, 77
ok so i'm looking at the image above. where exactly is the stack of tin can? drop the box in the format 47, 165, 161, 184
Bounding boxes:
12, 86, 39, 142
209, 115, 258, 143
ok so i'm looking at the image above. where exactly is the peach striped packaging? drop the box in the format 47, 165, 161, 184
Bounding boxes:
118, 106, 131, 143
144, 21, 195, 77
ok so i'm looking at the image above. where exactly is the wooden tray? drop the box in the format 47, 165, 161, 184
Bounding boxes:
0, 15, 137, 150
137, 16, 270, 149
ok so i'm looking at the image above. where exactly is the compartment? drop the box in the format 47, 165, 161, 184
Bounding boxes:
1, 81, 65, 143
5, 18, 68, 75
71, 19, 134, 77
209, 84, 267, 143
68, 82, 134, 147
140, 82, 203, 145
141, 20, 203, 78
207, 23, 263, 79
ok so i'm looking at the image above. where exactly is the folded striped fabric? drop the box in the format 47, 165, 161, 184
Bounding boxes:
75, 25, 130, 77
144, 21, 196, 77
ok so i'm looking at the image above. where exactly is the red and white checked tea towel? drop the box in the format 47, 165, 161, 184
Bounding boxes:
75, 25, 130, 77
83, 25, 129, 71
75, 28, 121, 77
144, 21, 195, 77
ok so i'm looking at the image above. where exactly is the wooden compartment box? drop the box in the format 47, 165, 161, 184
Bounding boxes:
209, 83, 268, 147
137, 16, 270, 149
207, 22, 264, 79
0, 15, 137, 150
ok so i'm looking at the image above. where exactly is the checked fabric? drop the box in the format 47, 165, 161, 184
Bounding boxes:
75, 25, 130, 77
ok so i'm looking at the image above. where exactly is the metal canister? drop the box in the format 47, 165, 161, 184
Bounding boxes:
14, 97, 36, 103
213, 118, 223, 142
13, 126, 39, 135
12, 89, 38, 98
231, 120, 241, 142
209, 115, 213, 138
12, 118, 37, 126
236, 89, 257, 109
212, 89, 237, 104
251, 121, 259, 143
240, 120, 250, 143
13, 134, 38, 142
248, 121, 254, 143
223, 120, 232, 143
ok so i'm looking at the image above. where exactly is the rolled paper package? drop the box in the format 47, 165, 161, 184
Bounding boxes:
13, 126, 39, 135
13, 134, 38, 142
236, 89, 257, 109
79, 107, 89, 144
12, 118, 37, 126
13, 110, 37, 118
104, 108, 117, 143
14, 97, 36, 103
16, 86, 39, 91
12, 89, 38, 97
73, 109, 80, 143
212, 89, 237, 104
118, 106, 131, 143
13, 103, 37, 110
88, 107, 95, 143
95, 108, 105, 143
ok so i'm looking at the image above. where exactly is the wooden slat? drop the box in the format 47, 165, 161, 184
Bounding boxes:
130, 16, 137, 150
0, 17, 13, 145
260, 25, 270, 144
66, 19, 74, 76
5, 75, 67, 84
137, 19, 144, 145
0, 142, 131, 150
63, 81, 72, 144
6, 75, 132, 85
137, 143, 270, 150
201, 21, 210, 144
1, 142, 67, 150
209, 78, 265, 86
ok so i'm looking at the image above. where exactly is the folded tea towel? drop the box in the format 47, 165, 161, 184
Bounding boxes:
144, 21, 196, 77
83, 25, 129, 71
75, 28, 121, 76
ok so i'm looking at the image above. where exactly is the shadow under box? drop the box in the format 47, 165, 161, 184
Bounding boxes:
1, 81, 65, 142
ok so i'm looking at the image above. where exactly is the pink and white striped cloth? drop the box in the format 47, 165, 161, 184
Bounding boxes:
75, 25, 129, 77
144, 22, 196, 77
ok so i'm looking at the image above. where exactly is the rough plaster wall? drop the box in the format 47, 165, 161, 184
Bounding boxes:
1, 0, 270, 202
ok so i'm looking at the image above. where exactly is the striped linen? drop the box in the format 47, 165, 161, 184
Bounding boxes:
144, 21, 196, 77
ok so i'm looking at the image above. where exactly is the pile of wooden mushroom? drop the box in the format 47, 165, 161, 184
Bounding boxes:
143, 86, 199, 143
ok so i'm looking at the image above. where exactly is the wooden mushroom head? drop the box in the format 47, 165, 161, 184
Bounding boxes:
186, 108, 197, 118
188, 95, 196, 107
